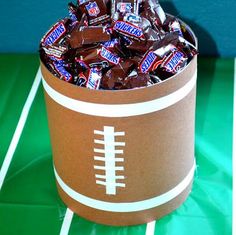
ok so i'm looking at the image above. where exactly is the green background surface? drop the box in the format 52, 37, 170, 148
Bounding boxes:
0, 0, 235, 56
0, 55, 233, 234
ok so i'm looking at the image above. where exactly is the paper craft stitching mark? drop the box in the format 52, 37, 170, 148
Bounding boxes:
94, 126, 125, 195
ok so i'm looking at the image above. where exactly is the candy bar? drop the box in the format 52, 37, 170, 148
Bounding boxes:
100, 60, 134, 89
69, 26, 111, 48
98, 46, 121, 65
41, 19, 69, 46
42, 44, 68, 61
141, 0, 166, 28
68, 2, 82, 22
86, 67, 102, 89
112, 0, 140, 18
53, 61, 73, 82
78, 0, 110, 25
113, 20, 145, 40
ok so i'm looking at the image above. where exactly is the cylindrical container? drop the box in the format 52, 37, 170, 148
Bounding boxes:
41, 25, 197, 226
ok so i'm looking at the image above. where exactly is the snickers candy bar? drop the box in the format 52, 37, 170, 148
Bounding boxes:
139, 33, 185, 74
98, 46, 121, 65
75, 72, 88, 87
69, 26, 111, 48
86, 67, 102, 89
102, 38, 119, 48
123, 14, 152, 33
122, 72, 149, 89
79, 47, 109, 68
141, 0, 166, 28
163, 16, 183, 37
127, 27, 162, 54
100, 60, 134, 89
113, 20, 145, 40
53, 61, 73, 82
41, 19, 69, 46
112, 0, 140, 17
127, 39, 153, 54
139, 50, 162, 73
78, 0, 110, 25
68, 2, 82, 22
42, 44, 68, 61
156, 47, 188, 77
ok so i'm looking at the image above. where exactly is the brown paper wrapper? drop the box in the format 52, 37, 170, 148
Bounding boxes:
41, 26, 197, 226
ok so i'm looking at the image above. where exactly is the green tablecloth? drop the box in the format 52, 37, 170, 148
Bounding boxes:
0, 55, 233, 235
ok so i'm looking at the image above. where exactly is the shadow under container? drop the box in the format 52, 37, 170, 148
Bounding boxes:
41, 27, 197, 226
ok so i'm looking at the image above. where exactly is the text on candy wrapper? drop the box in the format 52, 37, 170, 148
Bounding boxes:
94, 126, 126, 195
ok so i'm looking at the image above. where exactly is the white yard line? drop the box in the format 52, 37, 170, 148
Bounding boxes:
145, 221, 156, 235
0, 67, 41, 190
59, 208, 74, 235
233, 58, 236, 235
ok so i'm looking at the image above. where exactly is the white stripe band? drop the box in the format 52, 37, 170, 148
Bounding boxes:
54, 161, 195, 212
59, 208, 74, 235
145, 221, 156, 235
42, 72, 197, 117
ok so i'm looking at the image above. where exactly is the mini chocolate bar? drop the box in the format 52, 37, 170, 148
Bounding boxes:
113, 20, 145, 40
100, 60, 135, 89
42, 44, 68, 61
112, 0, 140, 16
86, 67, 102, 89
68, 2, 82, 22
78, 0, 110, 25
41, 19, 69, 46
69, 26, 111, 48
141, 0, 166, 28
53, 61, 73, 82
98, 46, 121, 65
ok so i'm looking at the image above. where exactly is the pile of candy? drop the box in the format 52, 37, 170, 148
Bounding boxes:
40, 0, 198, 90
